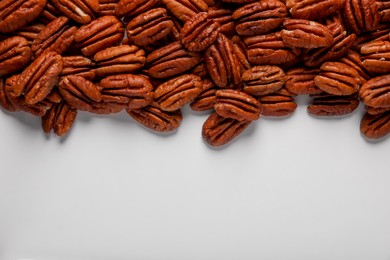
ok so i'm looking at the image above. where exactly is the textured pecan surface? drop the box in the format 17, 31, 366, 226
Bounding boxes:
0, 36, 32, 77
285, 67, 322, 95
61, 56, 96, 80
162, 0, 209, 22
359, 75, 390, 108
242, 65, 285, 96
258, 94, 297, 116
190, 78, 217, 111
286, 0, 344, 20
51, 0, 100, 24
207, 7, 235, 37
360, 111, 390, 139
116, 0, 159, 18
360, 40, 390, 75
42, 100, 77, 136
344, 0, 379, 34
308, 93, 359, 116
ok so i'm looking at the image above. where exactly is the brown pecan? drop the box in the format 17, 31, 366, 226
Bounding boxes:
286, 0, 344, 20
38, 1, 61, 24
281, 19, 333, 48
314, 62, 362, 96
365, 105, 390, 115
51, 0, 100, 24
190, 78, 217, 111
377, 0, 390, 22
232, 0, 287, 36
88, 101, 124, 114
204, 33, 241, 88
146, 41, 201, 79
162, 0, 209, 22
180, 12, 220, 51
352, 24, 390, 51
0, 0, 47, 33
202, 111, 252, 147
127, 105, 182, 132
61, 56, 96, 80
116, 0, 159, 18
359, 75, 390, 108
360, 111, 390, 139
232, 36, 251, 72
98, 0, 119, 16
14, 51, 63, 105
31, 16, 78, 58
360, 40, 390, 75
221, 0, 257, 3
0, 36, 32, 77
13, 23, 46, 44
154, 74, 203, 111
307, 93, 359, 116
214, 89, 261, 121
285, 67, 322, 95
303, 22, 357, 68
242, 65, 286, 96
59, 75, 102, 111
344, 0, 379, 34
340, 50, 371, 81
207, 7, 235, 37
74, 15, 124, 57
244, 32, 301, 66
94, 45, 146, 77
190, 62, 209, 79
99, 74, 153, 110
0, 77, 20, 112
42, 100, 77, 136
126, 8, 174, 47
258, 93, 297, 116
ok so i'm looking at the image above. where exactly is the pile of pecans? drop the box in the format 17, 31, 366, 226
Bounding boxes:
1, 0, 390, 146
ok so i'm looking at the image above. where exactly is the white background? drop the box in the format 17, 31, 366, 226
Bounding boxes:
0, 97, 390, 260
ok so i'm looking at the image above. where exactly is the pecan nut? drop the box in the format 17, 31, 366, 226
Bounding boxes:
285, 67, 322, 95
242, 65, 286, 96
258, 93, 297, 116
207, 7, 235, 37
360, 40, 390, 75
38, 1, 61, 24
116, 0, 159, 18
162, 0, 209, 22
0, 36, 32, 77
340, 50, 371, 81
344, 0, 379, 34
377, 0, 390, 22
360, 111, 390, 139
202, 111, 252, 147
98, 0, 119, 16
61, 55, 96, 80
190, 78, 217, 111
286, 0, 344, 20
154, 74, 203, 111
13, 23, 47, 44
51, 0, 100, 24
359, 75, 390, 108
307, 93, 359, 116
42, 100, 77, 136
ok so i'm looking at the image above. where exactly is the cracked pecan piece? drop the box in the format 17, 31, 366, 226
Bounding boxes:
360, 40, 390, 75
359, 75, 390, 108
202, 111, 252, 147
100, 74, 153, 110
180, 12, 220, 51
214, 89, 261, 121
286, 0, 344, 20
162, 0, 209, 22
14, 51, 63, 105
242, 65, 286, 96
204, 33, 241, 88
233, 0, 287, 36
94, 45, 146, 77
190, 78, 217, 111
308, 93, 359, 116
51, 0, 100, 24
258, 93, 297, 116
314, 62, 362, 96
285, 67, 322, 95
42, 100, 77, 136
126, 8, 174, 47
0, 0, 47, 33
74, 15, 124, 57
31, 16, 78, 58
61, 56, 96, 80
146, 41, 201, 79
360, 111, 390, 139
154, 74, 203, 111
0, 36, 32, 77
116, 0, 159, 18
344, 0, 379, 34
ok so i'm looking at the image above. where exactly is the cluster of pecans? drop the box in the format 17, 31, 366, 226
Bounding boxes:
1, 0, 390, 146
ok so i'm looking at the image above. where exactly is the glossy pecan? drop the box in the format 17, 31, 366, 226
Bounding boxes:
360, 111, 390, 139
87, 101, 124, 114
42, 100, 77, 136
61, 56, 96, 80
281, 19, 333, 48
190, 78, 217, 111
286, 0, 344, 20
51, 0, 100, 24
202, 111, 252, 147
31, 16, 78, 58
94, 45, 146, 77
232, 36, 251, 72
190, 62, 209, 79
13, 23, 47, 44
116, 0, 159, 18
146, 41, 201, 79
314, 62, 362, 96
0, 77, 20, 112
154, 74, 203, 111
38, 2, 61, 24
98, 0, 119, 16
214, 89, 261, 121
233, 0, 287, 36
360, 40, 390, 75
0, 0, 47, 33
340, 50, 371, 81
221, 0, 257, 3
307, 93, 359, 116
285, 67, 322, 95
344, 0, 379, 34
352, 24, 390, 51
14, 51, 63, 105
245, 32, 301, 66
127, 105, 182, 132
365, 105, 390, 115
204, 33, 241, 88
180, 12, 220, 51
126, 8, 174, 47
359, 75, 390, 108
258, 93, 297, 116
207, 7, 235, 37
377, 0, 390, 22
59, 75, 102, 111
74, 15, 124, 57
99, 74, 153, 110
162, 0, 209, 22
0, 36, 32, 77
242, 65, 286, 96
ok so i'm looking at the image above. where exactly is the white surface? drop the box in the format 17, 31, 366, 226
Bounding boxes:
0, 98, 390, 260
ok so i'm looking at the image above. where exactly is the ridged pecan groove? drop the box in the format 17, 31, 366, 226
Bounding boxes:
258, 94, 297, 116
0, 36, 32, 77
359, 75, 390, 108
308, 93, 359, 116
242, 65, 286, 96
51, 0, 100, 24
360, 111, 390, 139
162, 0, 209, 22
